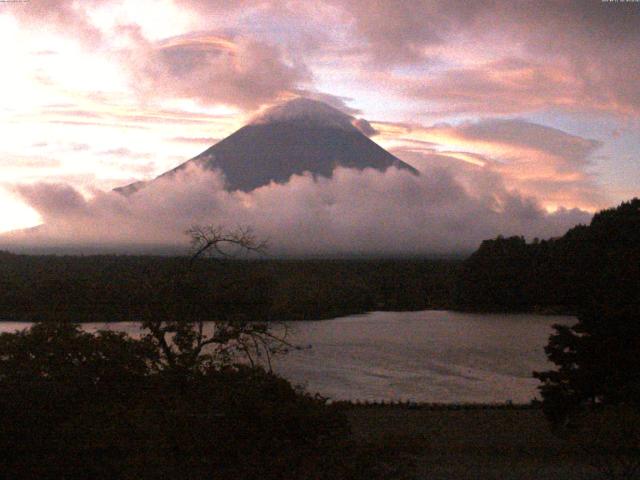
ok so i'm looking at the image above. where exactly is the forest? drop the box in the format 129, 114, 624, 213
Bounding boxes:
0, 254, 460, 323
1, 198, 638, 322
454, 198, 640, 313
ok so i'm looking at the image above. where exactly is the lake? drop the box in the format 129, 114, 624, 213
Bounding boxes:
0, 310, 573, 404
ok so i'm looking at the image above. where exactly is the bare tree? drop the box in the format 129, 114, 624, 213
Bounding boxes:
141, 225, 293, 374
187, 225, 267, 264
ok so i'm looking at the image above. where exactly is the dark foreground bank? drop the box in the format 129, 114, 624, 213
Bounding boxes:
344, 404, 619, 480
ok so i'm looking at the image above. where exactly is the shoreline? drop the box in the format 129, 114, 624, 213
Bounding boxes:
0, 305, 577, 324
332, 400, 539, 410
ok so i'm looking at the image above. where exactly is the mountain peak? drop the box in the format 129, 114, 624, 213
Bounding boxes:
250, 97, 359, 132
116, 97, 417, 195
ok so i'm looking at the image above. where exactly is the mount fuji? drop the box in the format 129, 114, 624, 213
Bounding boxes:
116, 98, 417, 194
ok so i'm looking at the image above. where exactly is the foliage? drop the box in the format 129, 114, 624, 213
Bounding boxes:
0, 321, 412, 479
0, 225, 417, 479
534, 305, 640, 424
455, 198, 640, 313
454, 235, 534, 310
0, 321, 154, 385
141, 318, 290, 373
531, 199, 640, 424
451, 198, 640, 475
0, 253, 460, 323
187, 224, 267, 261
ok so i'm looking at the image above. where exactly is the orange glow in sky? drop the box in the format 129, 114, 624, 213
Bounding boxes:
0, 0, 638, 235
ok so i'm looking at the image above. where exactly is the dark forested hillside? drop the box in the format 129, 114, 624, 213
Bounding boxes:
454, 198, 640, 312
0, 254, 460, 322
3, 199, 636, 322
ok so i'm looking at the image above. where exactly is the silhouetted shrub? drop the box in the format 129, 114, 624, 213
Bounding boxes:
0, 322, 410, 479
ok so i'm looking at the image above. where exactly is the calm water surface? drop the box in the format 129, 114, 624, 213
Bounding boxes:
0, 310, 573, 403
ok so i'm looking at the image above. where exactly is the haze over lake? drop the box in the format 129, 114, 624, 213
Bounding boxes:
0, 311, 572, 404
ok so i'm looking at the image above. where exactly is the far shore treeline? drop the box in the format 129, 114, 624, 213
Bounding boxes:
0, 197, 637, 322
455, 198, 639, 313
0, 255, 459, 322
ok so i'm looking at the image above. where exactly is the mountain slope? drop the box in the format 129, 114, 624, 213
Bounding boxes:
116, 98, 417, 194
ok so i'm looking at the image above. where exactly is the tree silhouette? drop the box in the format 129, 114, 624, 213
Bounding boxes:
140, 225, 291, 374
0, 226, 412, 479
534, 199, 640, 425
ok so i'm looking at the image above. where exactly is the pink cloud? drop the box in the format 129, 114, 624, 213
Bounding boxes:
171, 137, 220, 144
6, 163, 590, 255
328, 1, 640, 116
10, 0, 639, 117
8, 0, 105, 46
405, 59, 579, 115
377, 118, 605, 211
119, 27, 311, 109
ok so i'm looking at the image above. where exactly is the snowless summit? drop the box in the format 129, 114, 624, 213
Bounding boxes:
116, 97, 417, 194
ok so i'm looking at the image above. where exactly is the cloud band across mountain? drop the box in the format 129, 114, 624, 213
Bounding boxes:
7, 164, 590, 255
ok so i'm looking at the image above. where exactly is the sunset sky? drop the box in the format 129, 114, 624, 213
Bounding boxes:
1, 1, 638, 250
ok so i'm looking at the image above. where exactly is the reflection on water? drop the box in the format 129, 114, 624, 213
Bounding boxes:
0, 310, 573, 403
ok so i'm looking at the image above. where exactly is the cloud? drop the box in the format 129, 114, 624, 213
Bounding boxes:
99, 148, 152, 159
68, 143, 91, 152
8, 0, 105, 46
171, 137, 220, 144
291, 91, 362, 115
98, 159, 157, 177
0, 155, 61, 169
15, 183, 87, 217
35, 101, 239, 136
404, 54, 640, 116
329, 0, 640, 116
120, 28, 311, 109
325, 0, 455, 65
454, 119, 601, 169
405, 59, 579, 115
6, 163, 590, 255
11, 0, 639, 117
377, 118, 605, 210
351, 118, 378, 137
